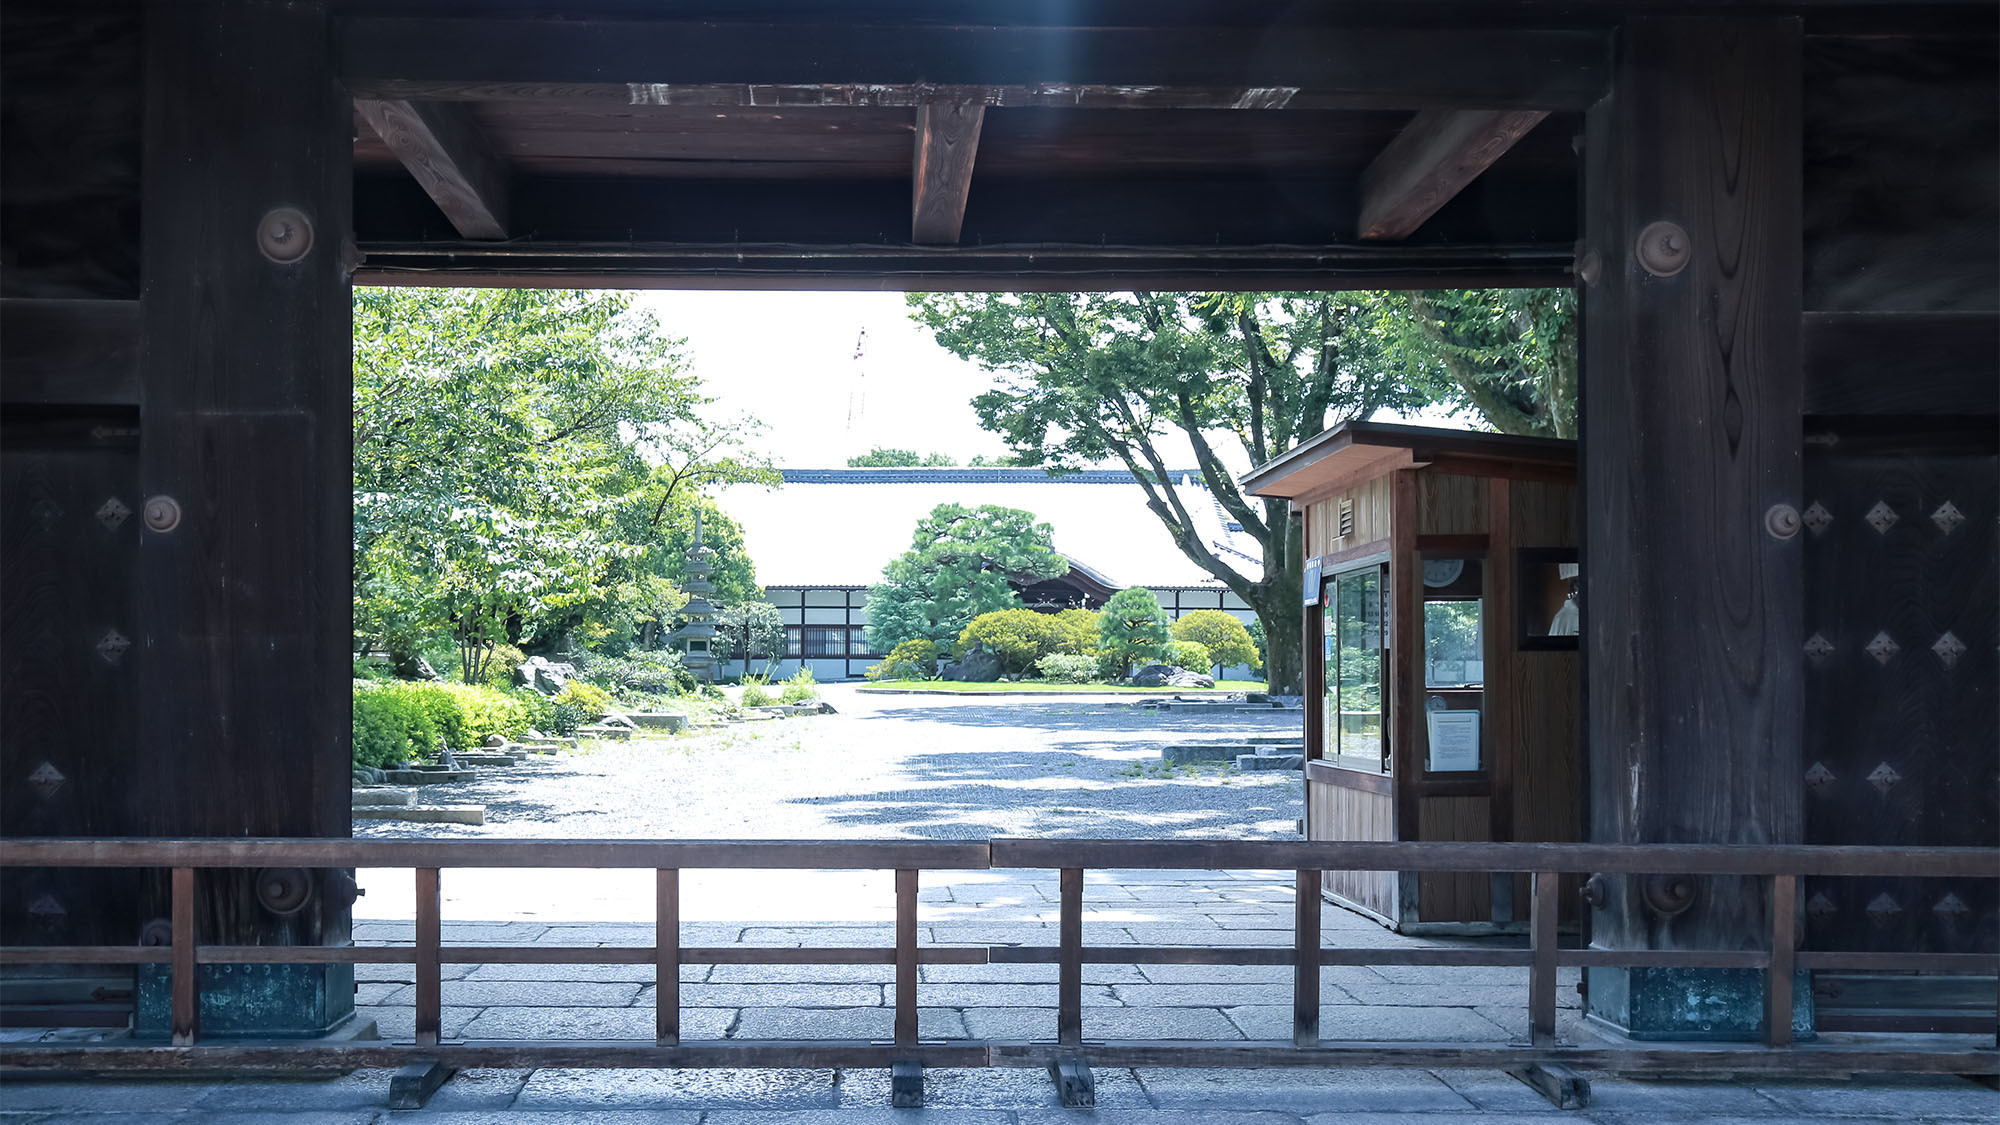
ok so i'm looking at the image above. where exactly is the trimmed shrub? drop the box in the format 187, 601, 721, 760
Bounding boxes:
956, 608, 1064, 674
1166, 639, 1213, 673
1049, 608, 1101, 655
740, 676, 775, 707
547, 703, 585, 737
1034, 653, 1100, 684
554, 680, 614, 718
352, 682, 541, 767
867, 638, 940, 681
779, 668, 819, 704
1170, 610, 1260, 673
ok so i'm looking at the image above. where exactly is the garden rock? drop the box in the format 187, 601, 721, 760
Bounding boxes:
352, 766, 387, 786
1132, 664, 1215, 688
484, 734, 508, 748
941, 645, 1002, 682
514, 655, 578, 695
597, 711, 639, 730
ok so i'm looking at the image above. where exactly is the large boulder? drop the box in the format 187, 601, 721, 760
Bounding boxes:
1132, 664, 1215, 689
514, 655, 579, 695
940, 645, 1003, 682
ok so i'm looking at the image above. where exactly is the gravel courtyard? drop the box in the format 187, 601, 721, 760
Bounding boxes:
355, 684, 1305, 841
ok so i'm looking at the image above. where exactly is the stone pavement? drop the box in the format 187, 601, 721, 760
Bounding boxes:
4, 868, 1994, 1122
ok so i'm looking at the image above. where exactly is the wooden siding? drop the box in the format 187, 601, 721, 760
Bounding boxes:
1509, 480, 1578, 549
1308, 778, 1397, 922
1307, 475, 1392, 559
1417, 473, 1487, 535
1416, 797, 1492, 922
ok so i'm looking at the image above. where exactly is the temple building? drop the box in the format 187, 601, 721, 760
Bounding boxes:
715, 467, 1262, 680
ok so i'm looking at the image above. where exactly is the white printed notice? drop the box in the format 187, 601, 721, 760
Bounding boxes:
1425, 710, 1481, 772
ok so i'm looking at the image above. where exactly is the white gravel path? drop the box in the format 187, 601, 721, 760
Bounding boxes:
355, 683, 1304, 841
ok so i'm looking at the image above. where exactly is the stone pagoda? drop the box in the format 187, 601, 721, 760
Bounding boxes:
671, 511, 720, 683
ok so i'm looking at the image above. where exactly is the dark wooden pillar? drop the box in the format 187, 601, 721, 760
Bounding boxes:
1580, 16, 1805, 1039
134, 0, 354, 1035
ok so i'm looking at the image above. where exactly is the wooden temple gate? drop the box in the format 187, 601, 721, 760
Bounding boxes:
1, 0, 1994, 1102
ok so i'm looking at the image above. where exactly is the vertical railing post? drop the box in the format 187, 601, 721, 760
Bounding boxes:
657, 868, 680, 1046
894, 868, 919, 1048
1293, 868, 1322, 1047
1529, 870, 1558, 1047
170, 866, 198, 1047
415, 867, 441, 1047
1058, 867, 1083, 1049
1766, 874, 1797, 1047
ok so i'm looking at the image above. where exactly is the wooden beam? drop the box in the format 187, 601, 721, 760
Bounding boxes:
353, 98, 508, 240
1358, 109, 1549, 240
337, 21, 1610, 112
911, 99, 983, 245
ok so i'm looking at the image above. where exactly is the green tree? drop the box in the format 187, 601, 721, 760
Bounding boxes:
1170, 609, 1261, 675
1049, 608, 1101, 655
1098, 587, 1172, 677
352, 287, 766, 679
1367, 289, 1577, 438
908, 290, 1573, 692
717, 600, 786, 678
865, 503, 1069, 651
847, 447, 958, 467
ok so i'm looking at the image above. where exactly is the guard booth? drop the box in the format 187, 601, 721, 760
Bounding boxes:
1244, 422, 1581, 932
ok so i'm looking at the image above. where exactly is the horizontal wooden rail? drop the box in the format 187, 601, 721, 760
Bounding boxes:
0, 836, 1993, 1096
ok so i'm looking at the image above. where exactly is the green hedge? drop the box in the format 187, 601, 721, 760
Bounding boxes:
352, 682, 549, 768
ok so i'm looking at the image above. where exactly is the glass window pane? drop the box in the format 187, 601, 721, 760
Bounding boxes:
1327, 567, 1385, 772
1424, 601, 1483, 687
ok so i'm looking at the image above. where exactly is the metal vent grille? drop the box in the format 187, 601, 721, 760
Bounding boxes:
1337, 497, 1355, 538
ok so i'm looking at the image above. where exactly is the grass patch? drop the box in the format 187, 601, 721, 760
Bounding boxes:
857, 679, 1268, 695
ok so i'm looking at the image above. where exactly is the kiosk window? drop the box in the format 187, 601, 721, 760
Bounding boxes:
1419, 554, 1484, 772
1322, 565, 1388, 773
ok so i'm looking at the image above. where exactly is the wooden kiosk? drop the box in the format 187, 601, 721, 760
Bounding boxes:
1244, 422, 1581, 932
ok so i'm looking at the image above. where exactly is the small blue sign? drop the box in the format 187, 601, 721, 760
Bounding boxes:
1302, 557, 1322, 606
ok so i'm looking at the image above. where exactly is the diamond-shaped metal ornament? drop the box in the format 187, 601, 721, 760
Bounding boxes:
1930, 501, 1965, 535
1803, 762, 1837, 797
95, 497, 131, 531
1806, 892, 1838, 922
1933, 893, 1969, 921
1932, 632, 1966, 669
1864, 631, 1899, 664
1867, 761, 1902, 796
27, 761, 66, 800
95, 629, 131, 664
1801, 502, 1833, 535
1864, 501, 1898, 534
1803, 633, 1835, 663
1864, 893, 1902, 927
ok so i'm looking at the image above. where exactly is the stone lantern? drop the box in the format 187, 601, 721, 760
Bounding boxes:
672, 511, 721, 683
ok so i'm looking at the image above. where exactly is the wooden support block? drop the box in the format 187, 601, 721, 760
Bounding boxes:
1507, 1062, 1590, 1110
1048, 1054, 1097, 1108
890, 1058, 924, 1108
387, 1060, 456, 1109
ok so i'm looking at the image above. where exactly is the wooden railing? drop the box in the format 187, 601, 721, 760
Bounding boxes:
1, 838, 1994, 1108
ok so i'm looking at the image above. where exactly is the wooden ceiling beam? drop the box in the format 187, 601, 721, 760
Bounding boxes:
354, 98, 510, 240
337, 20, 1609, 112
911, 99, 985, 245
1357, 109, 1548, 241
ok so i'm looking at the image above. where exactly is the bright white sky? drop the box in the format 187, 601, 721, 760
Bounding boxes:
631, 290, 1470, 471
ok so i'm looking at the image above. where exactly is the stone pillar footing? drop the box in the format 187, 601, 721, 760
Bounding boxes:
1585, 967, 1813, 1042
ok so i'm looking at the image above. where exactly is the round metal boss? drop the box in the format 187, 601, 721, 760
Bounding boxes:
1765, 503, 1802, 540
142, 495, 182, 533
1642, 872, 1698, 917
1634, 220, 1691, 277
257, 206, 315, 264
255, 867, 314, 916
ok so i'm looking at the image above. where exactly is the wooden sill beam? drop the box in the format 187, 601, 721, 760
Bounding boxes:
354, 98, 509, 240
1358, 109, 1549, 241
912, 99, 984, 245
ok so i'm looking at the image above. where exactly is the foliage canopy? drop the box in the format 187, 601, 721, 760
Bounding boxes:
864, 503, 1069, 651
